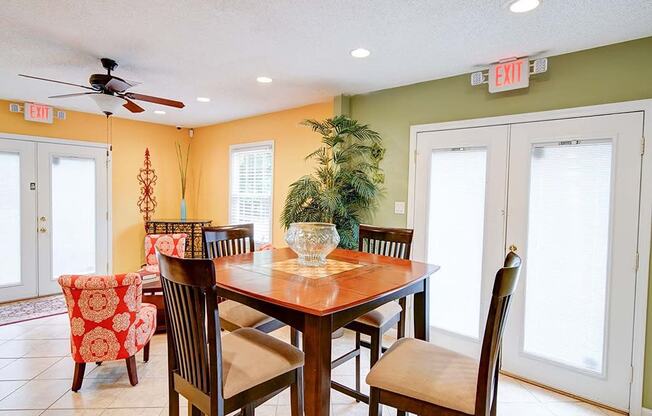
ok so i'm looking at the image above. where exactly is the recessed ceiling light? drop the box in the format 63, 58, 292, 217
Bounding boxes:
196, 97, 211, 103
509, 0, 540, 13
350, 48, 371, 58
256, 76, 273, 84
154, 110, 166, 115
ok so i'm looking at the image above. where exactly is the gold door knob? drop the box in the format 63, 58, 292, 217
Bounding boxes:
40, 216, 47, 222
39, 227, 47, 233
509, 244, 518, 252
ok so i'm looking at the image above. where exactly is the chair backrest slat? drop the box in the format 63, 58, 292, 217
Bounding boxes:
475, 251, 522, 415
358, 224, 414, 260
203, 224, 255, 259
158, 252, 222, 409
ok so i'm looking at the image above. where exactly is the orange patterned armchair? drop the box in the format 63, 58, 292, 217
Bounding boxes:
58, 273, 156, 391
136, 233, 188, 279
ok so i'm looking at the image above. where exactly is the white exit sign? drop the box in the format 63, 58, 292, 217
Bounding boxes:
24, 102, 53, 123
488, 58, 529, 93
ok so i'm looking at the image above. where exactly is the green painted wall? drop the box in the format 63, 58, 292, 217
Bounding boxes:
348, 36, 652, 407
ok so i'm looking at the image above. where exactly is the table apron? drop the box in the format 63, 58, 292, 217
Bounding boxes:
216, 277, 429, 333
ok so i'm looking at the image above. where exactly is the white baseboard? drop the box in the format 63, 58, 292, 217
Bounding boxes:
641, 407, 652, 416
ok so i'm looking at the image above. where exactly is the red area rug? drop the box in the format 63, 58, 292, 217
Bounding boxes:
0, 294, 67, 326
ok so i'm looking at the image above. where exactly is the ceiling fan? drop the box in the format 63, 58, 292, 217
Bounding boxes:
19, 58, 185, 115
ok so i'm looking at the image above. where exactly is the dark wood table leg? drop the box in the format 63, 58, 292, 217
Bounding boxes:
413, 277, 430, 341
303, 314, 332, 416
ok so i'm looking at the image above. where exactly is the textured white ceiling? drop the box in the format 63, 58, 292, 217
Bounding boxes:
1, 0, 651, 127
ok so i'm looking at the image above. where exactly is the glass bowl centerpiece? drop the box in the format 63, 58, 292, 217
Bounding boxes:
285, 222, 340, 266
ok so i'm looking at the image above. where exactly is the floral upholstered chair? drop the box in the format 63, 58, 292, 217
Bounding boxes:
136, 233, 187, 280
58, 273, 157, 391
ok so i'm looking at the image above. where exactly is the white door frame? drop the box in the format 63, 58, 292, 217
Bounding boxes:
407, 99, 652, 416
0, 132, 113, 276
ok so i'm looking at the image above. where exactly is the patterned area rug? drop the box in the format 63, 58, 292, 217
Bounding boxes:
0, 294, 67, 326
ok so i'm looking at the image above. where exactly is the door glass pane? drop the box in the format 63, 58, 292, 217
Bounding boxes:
428, 148, 487, 339
524, 141, 612, 374
51, 156, 96, 279
0, 152, 21, 285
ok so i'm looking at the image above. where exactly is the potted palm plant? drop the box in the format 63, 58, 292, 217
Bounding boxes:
281, 115, 385, 249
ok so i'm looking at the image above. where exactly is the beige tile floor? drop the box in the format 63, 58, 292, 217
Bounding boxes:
0, 313, 624, 416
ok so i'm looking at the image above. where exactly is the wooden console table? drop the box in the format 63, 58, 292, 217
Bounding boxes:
145, 219, 212, 258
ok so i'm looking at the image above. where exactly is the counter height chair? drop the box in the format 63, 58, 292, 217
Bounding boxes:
331, 224, 414, 403
366, 252, 522, 416
203, 224, 286, 334
158, 252, 304, 416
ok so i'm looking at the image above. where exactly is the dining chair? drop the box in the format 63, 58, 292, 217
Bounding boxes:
202, 224, 286, 334
332, 224, 414, 402
58, 273, 156, 391
366, 252, 522, 416
157, 252, 304, 416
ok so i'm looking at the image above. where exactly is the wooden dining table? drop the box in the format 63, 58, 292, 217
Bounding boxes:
212, 247, 439, 416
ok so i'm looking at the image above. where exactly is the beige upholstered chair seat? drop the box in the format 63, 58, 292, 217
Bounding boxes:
355, 301, 402, 327
366, 338, 479, 414
219, 300, 275, 330
221, 328, 304, 399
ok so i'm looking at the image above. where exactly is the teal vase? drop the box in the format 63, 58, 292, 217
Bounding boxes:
180, 198, 187, 220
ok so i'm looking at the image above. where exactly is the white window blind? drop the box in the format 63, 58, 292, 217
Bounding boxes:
229, 142, 273, 244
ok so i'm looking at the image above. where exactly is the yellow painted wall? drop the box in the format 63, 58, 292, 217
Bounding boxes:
0, 99, 187, 273
189, 101, 334, 247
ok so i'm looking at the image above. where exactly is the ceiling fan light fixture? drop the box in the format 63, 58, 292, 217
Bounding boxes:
90, 93, 123, 115
154, 110, 166, 115
256, 76, 273, 84
509, 0, 540, 13
196, 97, 211, 102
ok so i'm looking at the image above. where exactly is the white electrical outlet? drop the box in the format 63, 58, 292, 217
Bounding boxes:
394, 201, 406, 215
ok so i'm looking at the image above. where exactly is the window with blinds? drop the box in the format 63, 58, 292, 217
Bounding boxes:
229, 142, 273, 244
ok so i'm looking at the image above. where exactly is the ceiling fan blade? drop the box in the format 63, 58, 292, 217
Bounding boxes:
106, 77, 138, 93
48, 92, 99, 99
122, 98, 145, 113
125, 92, 185, 108
18, 74, 96, 90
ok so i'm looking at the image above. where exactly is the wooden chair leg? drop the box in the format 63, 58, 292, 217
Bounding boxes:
72, 362, 86, 392
241, 403, 254, 415
143, 341, 151, 363
290, 328, 301, 348
96, 361, 102, 366
188, 405, 202, 416
370, 330, 382, 368
355, 331, 361, 402
397, 298, 407, 339
369, 387, 382, 416
169, 380, 180, 416
126, 355, 138, 386
290, 368, 303, 416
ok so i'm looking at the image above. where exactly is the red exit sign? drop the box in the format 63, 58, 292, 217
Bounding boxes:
24, 102, 53, 124
488, 57, 530, 93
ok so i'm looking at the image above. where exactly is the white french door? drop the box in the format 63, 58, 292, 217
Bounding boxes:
0, 139, 37, 301
412, 112, 644, 411
0, 137, 109, 301
413, 125, 509, 358
502, 113, 642, 410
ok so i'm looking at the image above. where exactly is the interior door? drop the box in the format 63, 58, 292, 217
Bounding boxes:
412, 125, 509, 358
36, 143, 109, 296
0, 139, 37, 302
502, 112, 643, 411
